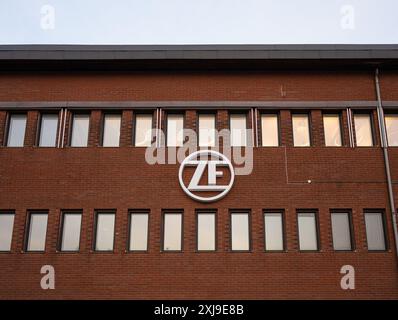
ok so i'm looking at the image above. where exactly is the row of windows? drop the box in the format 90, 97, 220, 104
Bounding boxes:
0, 209, 388, 253
3, 110, 398, 148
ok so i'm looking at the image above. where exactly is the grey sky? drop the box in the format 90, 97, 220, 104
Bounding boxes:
0, 0, 397, 44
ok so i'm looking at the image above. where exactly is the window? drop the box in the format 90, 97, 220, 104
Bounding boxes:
134, 114, 152, 147
261, 114, 279, 146
94, 211, 115, 251
7, 114, 26, 147
230, 211, 250, 251
230, 114, 247, 147
71, 114, 89, 147
292, 114, 310, 147
198, 114, 216, 147
162, 211, 182, 251
385, 114, 398, 146
354, 113, 373, 146
59, 211, 82, 252
39, 114, 58, 147
167, 114, 184, 147
128, 210, 149, 251
364, 211, 386, 251
102, 114, 121, 147
323, 114, 342, 147
331, 211, 352, 251
297, 211, 318, 251
196, 210, 216, 251
264, 211, 284, 251
26, 211, 48, 252
0, 211, 15, 251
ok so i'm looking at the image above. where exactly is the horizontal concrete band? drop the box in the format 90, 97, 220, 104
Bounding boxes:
1, 100, 397, 110
1, 45, 398, 60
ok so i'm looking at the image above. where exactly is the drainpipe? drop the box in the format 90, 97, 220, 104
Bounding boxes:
57, 108, 64, 148
61, 108, 67, 148
251, 108, 255, 147
255, 108, 259, 147
375, 67, 398, 258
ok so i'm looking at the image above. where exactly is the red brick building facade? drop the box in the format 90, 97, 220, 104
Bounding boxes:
0, 45, 398, 299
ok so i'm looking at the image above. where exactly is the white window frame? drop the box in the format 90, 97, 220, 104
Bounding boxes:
6, 113, 27, 147
59, 211, 82, 252
230, 113, 247, 147
364, 211, 387, 251
0, 211, 15, 252
230, 211, 251, 251
330, 211, 353, 251
261, 113, 279, 147
134, 114, 153, 147
323, 113, 343, 147
196, 210, 216, 252
264, 211, 284, 251
166, 113, 184, 147
39, 113, 59, 147
292, 114, 311, 147
198, 113, 216, 147
70, 113, 90, 147
354, 113, 374, 147
94, 211, 116, 252
128, 211, 149, 252
25, 211, 48, 252
102, 113, 121, 147
385, 114, 398, 146
297, 211, 319, 251
162, 211, 183, 252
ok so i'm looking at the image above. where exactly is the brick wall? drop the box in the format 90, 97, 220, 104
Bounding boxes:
0, 68, 398, 299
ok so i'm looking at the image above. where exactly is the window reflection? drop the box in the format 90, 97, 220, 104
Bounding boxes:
292, 114, 310, 146
354, 114, 373, 146
323, 114, 342, 146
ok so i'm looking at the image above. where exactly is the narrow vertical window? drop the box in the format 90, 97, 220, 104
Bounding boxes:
94, 211, 115, 251
26, 211, 48, 252
60, 211, 82, 252
134, 114, 152, 147
71, 114, 89, 147
162, 211, 182, 251
198, 114, 216, 147
0, 211, 15, 251
129, 210, 149, 251
385, 114, 398, 146
230, 210, 250, 251
167, 114, 184, 147
354, 113, 373, 146
364, 212, 386, 251
7, 114, 26, 147
102, 114, 121, 147
297, 211, 318, 251
39, 114, 58, 147
292, 114, 310, 147
261, 114, 279, 146
264, 211, 284, 251
197, 210, 216, 251
230, 114, 247, 147
331, 211, 352, 251
323, 114, 342, 146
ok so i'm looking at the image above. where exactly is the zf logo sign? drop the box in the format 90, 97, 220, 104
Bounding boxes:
178, 150, 235, 202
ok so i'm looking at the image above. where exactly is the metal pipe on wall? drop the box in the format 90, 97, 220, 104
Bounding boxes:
158, 108, 162, 147
61, 108, 67, 148
155, 108, 159, 147
57, 108, 64, 148
255, 108, 259, 147
375, 67, 398, 258
347, 107, 354, 148
251, 108, 255, 147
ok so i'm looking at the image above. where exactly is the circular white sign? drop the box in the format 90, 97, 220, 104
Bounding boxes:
178, 150, 235, 202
